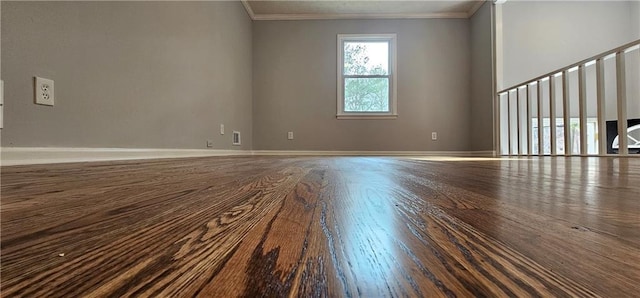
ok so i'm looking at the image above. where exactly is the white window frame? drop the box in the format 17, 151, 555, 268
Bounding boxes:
337, 34, 397, 120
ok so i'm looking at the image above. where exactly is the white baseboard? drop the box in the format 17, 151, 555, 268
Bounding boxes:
0, 147, 251, 166
252, 150, 496, 157
0, 147, 497, 166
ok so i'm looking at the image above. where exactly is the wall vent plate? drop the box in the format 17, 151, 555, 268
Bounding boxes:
35, 77, 54, 106
232, 131, 241, 146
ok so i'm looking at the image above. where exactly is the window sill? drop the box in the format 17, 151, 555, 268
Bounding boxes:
336, 114, 398, 120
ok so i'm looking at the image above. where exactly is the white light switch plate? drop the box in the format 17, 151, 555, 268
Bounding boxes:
1, 80, 4, 129
0, 80, 4, 105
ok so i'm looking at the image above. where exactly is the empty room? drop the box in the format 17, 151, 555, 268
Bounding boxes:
1, 0, 639, 296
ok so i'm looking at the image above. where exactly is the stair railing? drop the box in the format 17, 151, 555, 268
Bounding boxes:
497, 39, 640, 156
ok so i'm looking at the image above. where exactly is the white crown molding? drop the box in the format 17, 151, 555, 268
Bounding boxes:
1, 147, 496, 166
242, 1, 487, 21
241, 0, 256, 20
467, 1, 486, 18
0, 147, 251, 166
251, 12, 470, 21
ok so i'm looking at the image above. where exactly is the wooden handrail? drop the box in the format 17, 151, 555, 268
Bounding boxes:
498, 39, 640, 94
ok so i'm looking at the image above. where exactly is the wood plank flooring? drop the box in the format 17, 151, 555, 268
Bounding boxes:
1, 156, 639, 297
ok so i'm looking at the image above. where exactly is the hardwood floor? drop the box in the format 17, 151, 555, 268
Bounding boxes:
1, 156, 639, 297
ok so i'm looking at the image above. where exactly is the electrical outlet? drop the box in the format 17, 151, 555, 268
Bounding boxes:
206, 140, 214, 148
431, 132, 438, 141
232, 131, 241, 145
220, 124, 225, 135
35, 77, 54, 106
288, 131, 294, 140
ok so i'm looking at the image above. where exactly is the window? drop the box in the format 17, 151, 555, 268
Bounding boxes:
337, 34, 397, 119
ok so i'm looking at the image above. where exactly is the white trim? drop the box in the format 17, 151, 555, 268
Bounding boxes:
240, 1, 256, 20
252, 150, 496, 157
624, 44, 640, 54
493, 3, 502, 155
249, 12, 469, 21
336, 115, 398, 120
241, 1, 488, 21
467, 1, 486, 18
1, 147, 496, 166
337, 34, 398, 119
0, 147, 251, 166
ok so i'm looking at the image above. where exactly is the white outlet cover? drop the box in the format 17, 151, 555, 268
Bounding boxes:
288, 131, 294, 140
35, 77, 54, 106
431, 132, 437, 140
232, 131, 241, 145
220, 124, 225, 135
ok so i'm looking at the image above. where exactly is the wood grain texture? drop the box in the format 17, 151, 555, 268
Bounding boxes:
1, 156, 639, 297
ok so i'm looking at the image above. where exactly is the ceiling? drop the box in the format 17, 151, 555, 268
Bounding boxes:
242, 1, 486, 20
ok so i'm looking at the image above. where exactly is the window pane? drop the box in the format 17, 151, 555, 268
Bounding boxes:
344, 77, 389, 112
343, 42, 389, 75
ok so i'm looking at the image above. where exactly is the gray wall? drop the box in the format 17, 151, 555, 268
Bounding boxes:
252, 19, 471, 151
0, 1, 3, 145
1, 1, 252, 149
500, 0, 637, 89
633, 1, 640, 39
469, 2, 494, 151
